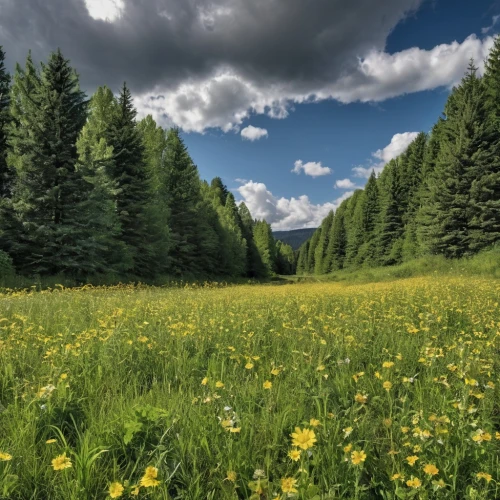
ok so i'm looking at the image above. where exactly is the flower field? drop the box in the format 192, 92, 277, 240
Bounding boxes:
0, 277, 499, 499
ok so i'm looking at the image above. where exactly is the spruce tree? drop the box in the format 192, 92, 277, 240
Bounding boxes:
469, 38, 500, 251
314, 211, 333, 274
75, 87, 131, 274
344, 190, 364, 266
306, 227, 321, 273
6, 50, 88, 275
324, 200, 348, 272
428, 62, 488, 258
296, 241, 309, 275
253, 220, 277, 276
239, 202, 266, 277
107, 83, 155, 276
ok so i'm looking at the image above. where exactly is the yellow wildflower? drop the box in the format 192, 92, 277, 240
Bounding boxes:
0, 452, 12, 461
225, 471, 237, 482
288, 449, 301, 461
406, 477, 421, 488
423, 464, 439, 476
383, 381, 392, 391
290, 427, 317, 450
351, 450, 367, 465
406, 455, 419, 466
109, 482, 124, 498
309, 418, 320, 427
354, 393, 368, 404
140, 466, 160, 488
476, 472, 492, 482
52, 453, 72, 471
281, 477, 298, 494
263, 380, 272, 389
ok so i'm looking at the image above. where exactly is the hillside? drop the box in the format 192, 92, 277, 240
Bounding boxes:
273, 228, 317, 250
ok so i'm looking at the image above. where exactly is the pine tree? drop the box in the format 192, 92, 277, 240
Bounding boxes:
324, 200, 348, 272
428, 62, 489, 258
306, 227, 321, 273
210, 177, 230, 206
137, 115, 170, 272
5, 50, 89, 275
344, 190, 364, 266
107, 83, 155, 276
239, 202, 266, 277
469, 38, 500, 251
0, 46, 11, 198
75, 87, 131, 274
314, 211, 333, 274
276, 241, 295, 275
360, 171, 380, 264
296, 241, 309, 275
253, 220, 277, 276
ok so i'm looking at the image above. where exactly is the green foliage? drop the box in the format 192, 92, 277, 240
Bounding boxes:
253, 220, 277, 276
0, 46, 10, 199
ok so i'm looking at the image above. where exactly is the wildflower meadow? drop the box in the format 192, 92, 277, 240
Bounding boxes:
0, 277, 499, 498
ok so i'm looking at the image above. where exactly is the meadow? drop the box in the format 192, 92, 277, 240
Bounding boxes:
0, 276, 499, 499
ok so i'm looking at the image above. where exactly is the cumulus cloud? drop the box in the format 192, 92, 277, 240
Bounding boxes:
241, 125, 268, 141
292, 160, 332, 177
335, 178, 358, 189
353, 131, 419, 178
237, 180, 351, 230
0, 0, 494, 132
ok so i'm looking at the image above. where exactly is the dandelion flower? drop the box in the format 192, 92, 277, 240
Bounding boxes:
281, 477, 298, 494
343, 426, 353, 438
288, 449, 301, 461
140, 466, 160, 488
271, 368, 281, 376
343, 444, 352, 453
383, 381, 392, 391
245, 362, 254, 370
201, 377, 208, 385
52, 453, 72, 471
215, 381, 224, 388
46, 439, 57, 444
391, 473, 403, 481
263, 380, 272, 390
0, 452, 12, 461
109, 482, 124, 498
291, 427, 317, 450
351, 450, 367, 465
406, 455, 419, 466
383, 361, 395, 368
309, 418, 320, 427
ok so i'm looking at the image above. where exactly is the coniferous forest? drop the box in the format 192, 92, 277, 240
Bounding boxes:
297, 41, 500, 276
0, 47, 295, 282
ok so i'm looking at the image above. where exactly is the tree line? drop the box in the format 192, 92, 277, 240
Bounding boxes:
297, 39, 500, 275
0, 48, 295, 281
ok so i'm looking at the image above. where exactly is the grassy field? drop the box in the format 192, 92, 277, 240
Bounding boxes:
0, 277, 499, 499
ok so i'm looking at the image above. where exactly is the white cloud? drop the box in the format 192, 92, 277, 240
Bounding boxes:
353, 131, 419, 178
292, 160, 332, 177
237, 180, 351, 230
482, 15, 500, 34
335, 178, 358, 189
135, 35, 495, 133
84, 0, 124, 22
241, 125, 269, 141
373, 132, 420, 163
235, 178, 249, 184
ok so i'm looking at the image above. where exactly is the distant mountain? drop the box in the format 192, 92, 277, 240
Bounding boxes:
273, 228, 317, 250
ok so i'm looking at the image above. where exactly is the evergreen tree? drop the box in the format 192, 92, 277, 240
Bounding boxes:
344, 190, 364, 266
5, 50, 88, 275
469, 38, 500, 251
428, 62, 488, 258
137, 115, 170, 272
306, 227, 321, 273
239, 202, 266, 277
210, 177, 230, 206
276, 241, 295, 275
75, 87, 131, 274
253, 220, 277, 276
296, 241, 309, 275
314, 211, 333, 274
107, 83, 155, 276
324, 200, 348, 272
0, 46, 11, 198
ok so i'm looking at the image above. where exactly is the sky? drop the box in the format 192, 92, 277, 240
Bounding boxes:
0, 0, 499, 229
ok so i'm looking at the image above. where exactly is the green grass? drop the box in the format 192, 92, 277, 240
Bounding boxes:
0, 276, 499, 498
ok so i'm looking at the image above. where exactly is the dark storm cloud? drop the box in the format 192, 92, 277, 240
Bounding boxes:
0, 0, 423, 94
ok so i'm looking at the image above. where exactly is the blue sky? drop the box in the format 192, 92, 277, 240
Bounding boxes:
1, 0, 499, 229
180, 0, 500, 229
